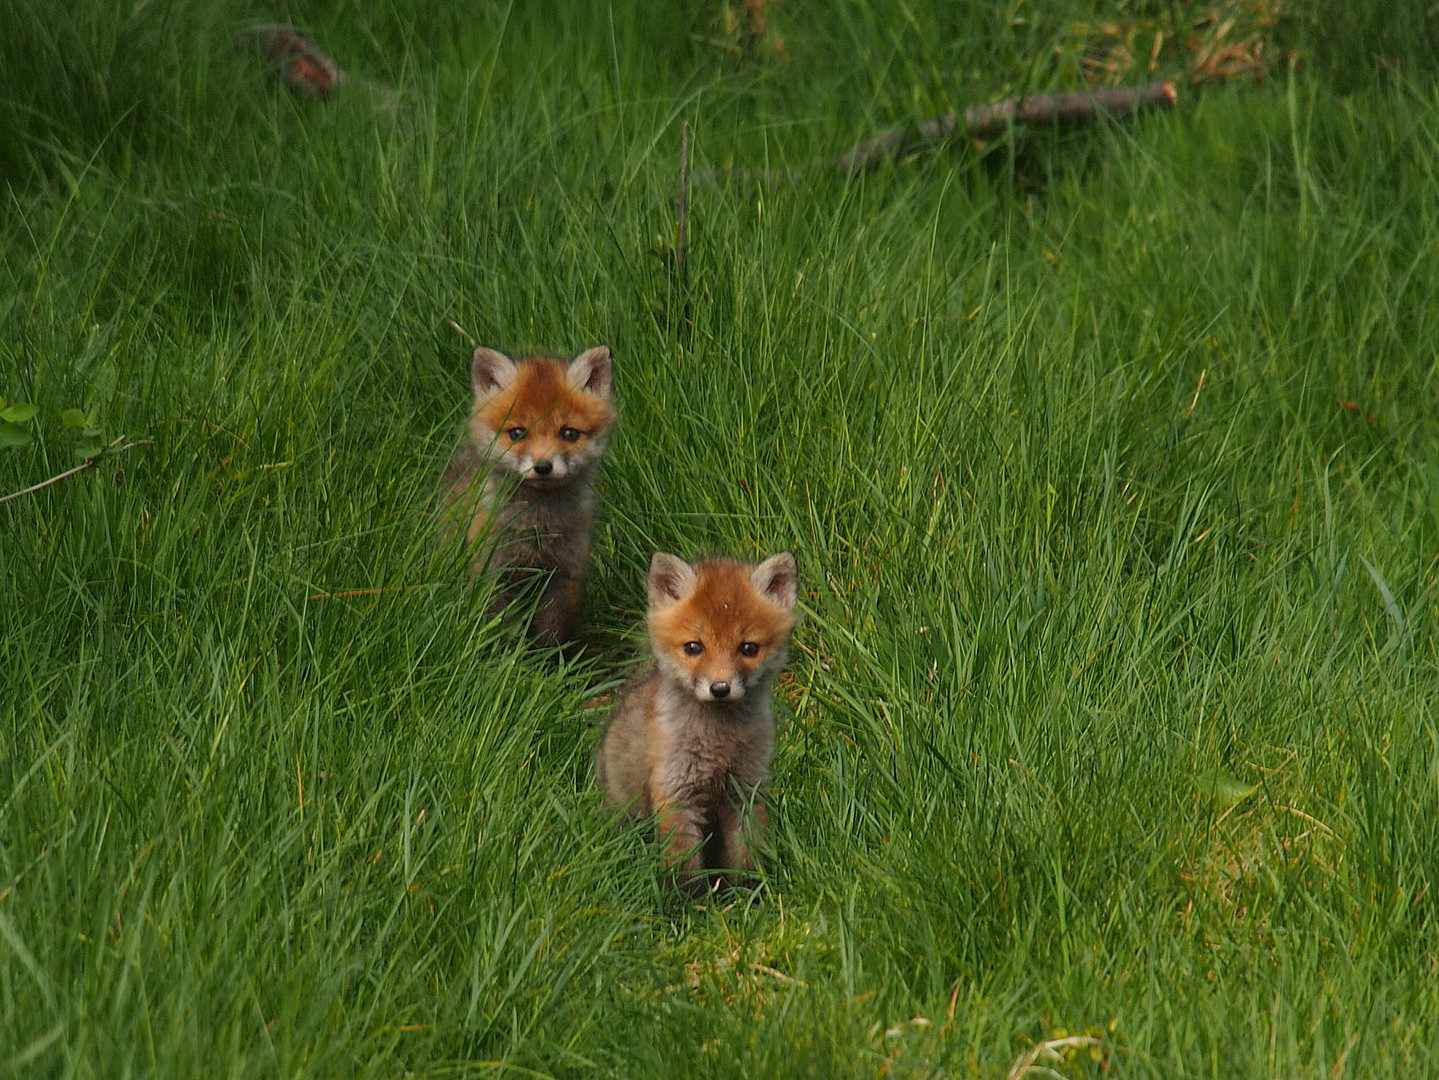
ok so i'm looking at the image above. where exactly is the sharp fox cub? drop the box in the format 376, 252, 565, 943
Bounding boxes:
596, 551, 799, 893
439, 345, 615, 646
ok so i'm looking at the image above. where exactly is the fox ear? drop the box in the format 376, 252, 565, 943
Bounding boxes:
567, 346, 612, 398
648, 552, 698, 608
471, 347, 518, 398
750, 552, 798, 609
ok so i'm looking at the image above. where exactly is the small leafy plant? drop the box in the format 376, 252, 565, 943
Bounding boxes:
0, 395, 38, 447
1, 395, 105, 458
60, 406, 105, 459
1, 395, 117, 504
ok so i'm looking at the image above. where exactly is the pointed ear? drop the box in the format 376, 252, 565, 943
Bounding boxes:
567, 345, 612, 399
471, 347, 518, 398
750, 552, 798, 609
647, 552, 698, 608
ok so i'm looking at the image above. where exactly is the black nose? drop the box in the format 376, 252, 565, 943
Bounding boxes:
709, 681, 730, 699
531, 460, 553, 477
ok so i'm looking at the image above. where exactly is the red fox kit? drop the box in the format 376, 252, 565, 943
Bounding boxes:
596, 551, 799, 893
439, 345, 615, 645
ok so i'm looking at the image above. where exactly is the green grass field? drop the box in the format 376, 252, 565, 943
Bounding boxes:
4, 2, 1439, 1076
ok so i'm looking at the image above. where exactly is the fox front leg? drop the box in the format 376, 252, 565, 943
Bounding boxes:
717, 792, 767, 882
530, 574, 582, 646
656, 801, 711, 896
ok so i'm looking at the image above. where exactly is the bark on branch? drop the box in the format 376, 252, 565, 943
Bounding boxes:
836, 79, 1177, 171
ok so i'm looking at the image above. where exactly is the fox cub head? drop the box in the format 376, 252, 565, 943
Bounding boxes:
469, 345, 615, 486
647, 552, 798, 704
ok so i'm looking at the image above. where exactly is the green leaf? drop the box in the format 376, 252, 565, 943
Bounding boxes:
0, 422, 34, 448
81, 426, 102, 438
60, 408, 88, 428
73, 442, 102, 460
1195, 769, 1254, 808
0, 402, 37, 424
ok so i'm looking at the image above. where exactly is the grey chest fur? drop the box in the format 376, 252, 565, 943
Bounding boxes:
494, 480, 596, 575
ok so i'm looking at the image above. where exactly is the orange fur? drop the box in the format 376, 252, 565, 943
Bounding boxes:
649, 559, 796, 691
596, 551, 798, 894
474, 357, 614, 461
438, 346, 615, 646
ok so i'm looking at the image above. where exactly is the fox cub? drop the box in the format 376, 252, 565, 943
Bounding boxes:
439, 345, 615, 645
596, 551, 799, 893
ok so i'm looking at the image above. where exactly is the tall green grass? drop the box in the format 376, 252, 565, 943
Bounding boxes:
3, 1, 1438, 1076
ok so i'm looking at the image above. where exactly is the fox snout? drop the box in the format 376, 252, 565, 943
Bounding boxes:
505, 445, 573, 483
692, 669, 745, 702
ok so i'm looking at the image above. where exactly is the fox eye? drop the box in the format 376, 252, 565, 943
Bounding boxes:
683, 641, 704, 656
558, 426, 582, 443
738, 641, 760, 658
506, 427, 527, 442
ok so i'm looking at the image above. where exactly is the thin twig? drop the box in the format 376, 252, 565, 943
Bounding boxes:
677, 121, 692, 326
1186, 368, 1207, 416
0, 435, 143, 506
1007, 1035, 1104, 1080
751, 962, 805, 985
1275, 804, 1340, 841
443, 316, 478, 348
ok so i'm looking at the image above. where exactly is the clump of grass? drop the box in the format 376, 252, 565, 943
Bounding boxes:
3, 1, 1439, 1076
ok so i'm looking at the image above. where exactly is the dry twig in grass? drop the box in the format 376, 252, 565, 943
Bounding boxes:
1007, 1034, 1105, 1080
305, 584, 447, 602
676, 121, 692, 325
0, 435, 145, 506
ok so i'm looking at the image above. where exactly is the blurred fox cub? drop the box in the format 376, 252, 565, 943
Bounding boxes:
439, 345, 615, 646
596, 551, 799, 894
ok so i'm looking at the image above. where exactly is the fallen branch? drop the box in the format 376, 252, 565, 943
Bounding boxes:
838, 79, 1176, 170
0, 436, 144, 507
